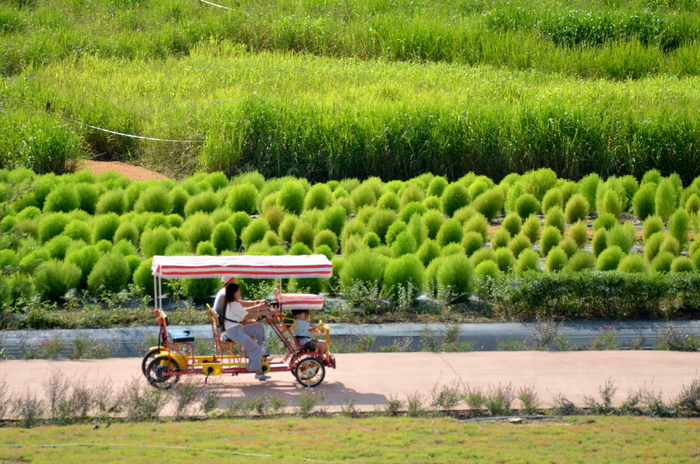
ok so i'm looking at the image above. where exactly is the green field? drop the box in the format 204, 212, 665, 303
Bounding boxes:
2, 0, 700, 181
0, 416, 698, 463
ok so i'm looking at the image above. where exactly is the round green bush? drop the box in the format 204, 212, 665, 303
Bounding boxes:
461, 231, 484, 257
317, 205, 347, 237
515, 248, 541, 274
659, 235, 681, 256
340, 249, 387, 291
642, 215, 664, 241
16, 206, 42, 221
685, 194, 700, 216
166, 214, 184, 228
655, 178, 678, 221
113, 221, 139, 245
341, 220, 367, 246
211, 222, 237, 253
632, 183, 656, 221
196, 240, 217, 256
184, 190, 221, 217
644, 231, 664, 262
494, 247, 516, 273
140, 226, 174, 258
382, 253, 425, 302
43, 183, 79, 213
441, 243, 463, 257
34, 259, 82, 302
669, 209, 690, 249
92, 213, 121, 244
564, 193, 590, 224
539, 226, 562, 258
568, 220, 589, 248
261, 205, 285, 233
606, 222, 635, 254
205, 172, 229, 191
38, 212, 69, 244
545, 248, 568, 273
508, 233, 532, 258
416, 239, 440, 267
278, 214, 298, 245
501, 212, 521, 237
165, 240, 189, 256
475, 259, 500, 280
399, 201, 427, 223
596, 246, 626, 271
341, 234, 369, 258
693, 249, 700, 272
577, 173, 600, 215
113, 239, 138, 257
463, 213, 489, 242
541, 188, 563, 214
376, 191, 399, 212
467, 179, 489, 201
314, 244, 334, 261
453, 205, 477, 226
522, 214, 541, 244
598, 189, 623, 219
422, 210, 444, 240
515, 193, 540, 219
385, 221, 408, 247
441, 183, 470, 217
238, 217, 269, 250
470, 248, 494, 268
642, 169, 663, 185
436, 219, 463, 248
74, 183, 99, 215
362, 232, 381, 248
183, 213, 214, 253
391, 230, 417, 257
276, 181, 306, 215
350, 184, 379, 211
367, 209, 397, 243
65, 245, 101, 289
617, 254, 648, 273
226, 211, 251, 249
491, 227, 510, 249
407, 214, 428, 248
355, 205, 377, 225
436, 253, 474, 302
133, 258, 155, 296
43, 235, 73, 260
313, 229, 339, 254
650, 251, 675, 273
427, 176, 448, 197
63, 219, 91, 243
544, 206, 565, 235
291, 220, 315, 250
423, 195, 441, 210
592, 228, 608, 257
134, 185, 173, 214
400, 183, 425, 209
471, 187, 504, 221
304, 184, 333, 211
565, 251, 595, 272
558, 237, 578, 258
0, 249, 19, 271
169, 227, 185, 242
169, 186, 190, 217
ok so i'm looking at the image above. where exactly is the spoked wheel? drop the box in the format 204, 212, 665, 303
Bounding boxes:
145, 357, 181, 389
294, 357, 325, 388
141, 348, 162, 375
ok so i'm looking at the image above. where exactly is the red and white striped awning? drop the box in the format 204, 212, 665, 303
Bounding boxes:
276, 293, 325, 311
151, 254, 333, 279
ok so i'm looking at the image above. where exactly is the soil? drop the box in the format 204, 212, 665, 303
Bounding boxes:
78, 160, 169, 181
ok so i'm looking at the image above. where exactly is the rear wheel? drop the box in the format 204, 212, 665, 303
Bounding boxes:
141, 348, 162, 375
294, 357, 325, 388
145, 357, 181, 389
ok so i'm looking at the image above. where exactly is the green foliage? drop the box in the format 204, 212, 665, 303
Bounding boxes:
87, 251, 130, 295
367, 209, 397, 243
441, 183, 470, 217
385, 221, 407, 247
422, 210, 444, 240
578, 173, 600, 215
494, 247, 516, 273
34, 259, 81, 302
44, 235, 73, 260
139, 226, 174, 258
416, 239, 441, 267
38, 212, 69, 244
391, 230, 417, 257
461, 231, 484, 257
564, 193, 590, 224
491, 227, 511, 249
501, 212, 521, 237
399, 201, 427, 223
133, 258, 154, 295
475, 259, 501, 280
340, 249, 387, 291
660, 235, 681, 256
515, 248, 541, 275
540, 226, 562, 258
313, 229, 339, 254
377, 191, 400, 211
240, 217, 270, 249
291, 220, 315, 250
184, 190, 220, 217
96, 189, 127, 215
43, 183, 79, 213
644, 231, 664, 261
227, 211, 251, 249
668, 209, 690, 249
521, 214, 541, 244
606, 222, 636, 254
545, 247, 568, 273
183, 213, 214, 253
596, 246, 626, 271
362, 232, 381, 248
515, 193, 540, 219
544, 206, 565, 235
63, 219, 91, 243
655, 178, 679, 221
316, 205, 347, 237
568, 220, 588, 248
471, 187, 504, 221
383, 254, 425, 301
113, 221, 139, 246
643, 215, 665, 241
276, 181, 306, 215
92, 213, 121, 243
651, 251, 675, 273
168, 187, 189, 217
617, 254, 648, 273
134, 185, 172, 214
632, 183, 657, 221
541, 188, 563, 214
463, 213, 489, 241
226, 183, 258, 214
436, 252, 475, 302
565, 250, 596, 272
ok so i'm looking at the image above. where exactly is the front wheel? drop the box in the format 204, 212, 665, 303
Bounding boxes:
145, 357, 181, 389
294, 357, 325, 388
141, 347, 162, 375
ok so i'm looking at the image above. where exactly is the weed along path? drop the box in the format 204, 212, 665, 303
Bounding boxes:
1, 351, 698, 414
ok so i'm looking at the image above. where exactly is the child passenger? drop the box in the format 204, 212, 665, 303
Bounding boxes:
292, 309, 326, 355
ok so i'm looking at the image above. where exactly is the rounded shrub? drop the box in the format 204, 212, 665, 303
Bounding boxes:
441, 183, 470, 217
471, 187, 504, 221
391, 230, 418, 257
423, 195, 441, 210
515, 248, 541, 274
278, 214, 298, 245
491, 228, 510, 249
377, 191, 400, 211
568, 220, 588, 248
541, 188, 563, 214
183, 213, 215, 253
92, 213, 121, 243
134, 185, 172, 214
544, 206, 565, 235
685, 194, 700, 216
313, 229, 339, 254
211, 222, 237, 253
113, 239, 138, 257
44, 235, 73, 260
427, 176, 448, 197
545, 248, 568, 273
239, 217, 270, 250
291, 221, 315, 250
659, 235, 681, 256
340, 249, 387, 291
165, 241, 189, 256
407, 214, 428, 248
592, 228, 608, 257
668, 209, 690, 250
515, 193, 540, 219
63, 219, 92, 243
598, 189, 623, 219
494, 247, 516, 273
508, 233, 532, 258
341, 234, 369, 258
341, 220, 367, 247
385, 221, 407, 247
350, 184, 378, 210
565, 251, 595, 272
400, 183, 425, 209
655, 178, 678, 221
558, 237, 578, 258
314, 244, 334, 261
501, 212, 521, 237
671, 256, 696, 273
317, 205, 347, 237
184, 191, 221, 217
617, 254, 648, 273
650, 251, 675, 273
362, 232, 381, 248
606, 222, 636, 254
471, 248, 495, 268
196, 240, 217, 256
644, 231, 664, 262
475, 259, 500, 280
367, 209, 397, 243
422, 210, 444, 240
441, 243, 463, 257
355, 205, 377, 225
436, 253, 475, 302
383, 254, 426, 302
34, 259, 82, 302
87, 252, 130, 295
276, 181, 306, 215
564, 193, 590, 224
113, 221, 139, 246
577, 173, 600, 215
43, 183, 80, 213
139, 226, 174, 258
539, 226, 562, 258
436, 219, 463, 248
461, 231, 484, 257
642, 215, 664, 242
75, 183, 100, 215
399, 201, 427, 223
596, 246, 626, 271
261, 205, 285, 233
463, 213, 489, 241
38, 212, 69, 244
65, 245, 101, 289
416, 239, 440, 267
632, 183, 656, 221
522, 214, 541, 244
169, 187, 190, 217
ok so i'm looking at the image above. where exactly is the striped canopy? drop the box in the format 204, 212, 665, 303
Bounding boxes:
277, 293, 325, 311
151, 254, 333, 279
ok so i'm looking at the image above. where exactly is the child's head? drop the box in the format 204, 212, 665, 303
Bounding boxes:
291, 309, 310, 320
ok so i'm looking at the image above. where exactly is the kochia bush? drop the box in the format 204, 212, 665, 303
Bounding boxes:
435, 253, 475, 303
87, 252, 130, 296
34, 259, 82, 302
383, 253, 425, 302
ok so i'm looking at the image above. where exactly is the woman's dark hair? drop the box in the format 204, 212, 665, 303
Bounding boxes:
224, 283, 240, 305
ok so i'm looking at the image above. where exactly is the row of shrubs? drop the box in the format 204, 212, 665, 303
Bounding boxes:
1, 166, 700, 318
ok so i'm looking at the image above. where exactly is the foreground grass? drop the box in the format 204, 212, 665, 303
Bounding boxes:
0, 416, 698, 463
